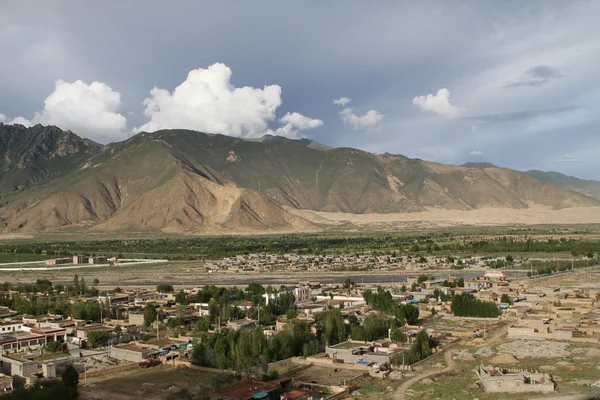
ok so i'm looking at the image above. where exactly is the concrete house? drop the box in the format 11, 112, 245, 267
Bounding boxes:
477, 365, 554, 394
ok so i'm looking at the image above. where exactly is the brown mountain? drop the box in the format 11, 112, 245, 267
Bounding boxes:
0, 124, 598, 233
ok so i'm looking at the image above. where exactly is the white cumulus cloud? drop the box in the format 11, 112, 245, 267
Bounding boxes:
1, 80, 127, 143
412, 88, 463, 119
339, 107, 384, 133
273, 112, 323, 138
135, 63, 284, 138
0, 113, 32, 127
333, 97, 352, 107
469, 150, 484, 156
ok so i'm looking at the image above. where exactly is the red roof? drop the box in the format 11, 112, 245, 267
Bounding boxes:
31, 328, 66, 335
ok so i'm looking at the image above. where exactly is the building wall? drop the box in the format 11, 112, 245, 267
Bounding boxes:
128, 313, 144, 326
110, 347, 149, 363
0, 357, 38, 378
478, 368, 554, 394
294, 286, 311, 304
552, 329, 574, 340
481, 377, 554, 393
325, 346, 392, 365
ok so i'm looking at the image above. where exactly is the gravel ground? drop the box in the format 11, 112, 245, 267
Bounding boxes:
497, 340, 570, 359
475, 347, 493, 358
571, 347, 600, 357
454, 350, 476, 361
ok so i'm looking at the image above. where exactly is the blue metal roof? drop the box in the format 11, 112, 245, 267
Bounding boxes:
356, 361, 371, 365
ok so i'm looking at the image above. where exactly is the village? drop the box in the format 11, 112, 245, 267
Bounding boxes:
0, 251, 598, 400
204, 253, 503, 273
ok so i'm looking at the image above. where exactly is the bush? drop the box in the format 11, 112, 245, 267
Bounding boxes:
45, 341, 63, 354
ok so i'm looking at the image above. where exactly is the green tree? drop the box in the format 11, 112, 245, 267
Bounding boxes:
143, 304, 157, 328
87, 330, 110, 347
175, 289, 187, 305
343, 277, 353, 290
62, 364, 79, 389
73, 274, 80, 295
451, 293, 500, 318
195, 318, 211, 332
156, 284, 174, 293
500, 294, 512, 304
391, 329, 408, 343
45, 341, 63, 354
396, 304, 419, 325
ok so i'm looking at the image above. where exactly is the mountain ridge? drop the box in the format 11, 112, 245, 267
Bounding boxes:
1, 124, 598, 233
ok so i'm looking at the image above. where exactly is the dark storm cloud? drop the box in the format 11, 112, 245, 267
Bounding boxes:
468, 106, 576, 124
505, 65, 563, 88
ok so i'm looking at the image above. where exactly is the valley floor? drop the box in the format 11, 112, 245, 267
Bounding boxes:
287, 205, 600, 230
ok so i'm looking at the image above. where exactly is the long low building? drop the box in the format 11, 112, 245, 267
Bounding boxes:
110, 344, 153, 362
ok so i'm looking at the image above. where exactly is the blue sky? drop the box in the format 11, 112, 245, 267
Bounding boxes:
1, 1, 599, 178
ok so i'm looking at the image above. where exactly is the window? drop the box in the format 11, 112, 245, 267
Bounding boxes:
516, 380, 521, 387
497, 381, 503, 387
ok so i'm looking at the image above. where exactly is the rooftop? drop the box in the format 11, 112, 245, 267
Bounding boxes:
327, 340, 369, 350
211, 379, 280, 398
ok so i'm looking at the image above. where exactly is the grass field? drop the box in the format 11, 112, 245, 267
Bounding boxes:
0, 254, 48, 263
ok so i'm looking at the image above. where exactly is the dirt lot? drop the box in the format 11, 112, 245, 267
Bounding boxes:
405, 340, 600, 400
79, 364, 224, 400
287, 364, 365, 387
532, 269, 600, 289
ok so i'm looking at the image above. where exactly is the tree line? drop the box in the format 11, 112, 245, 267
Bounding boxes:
3, 231, 597, 260
450, 292, 500, 318
362, 286, 420, 325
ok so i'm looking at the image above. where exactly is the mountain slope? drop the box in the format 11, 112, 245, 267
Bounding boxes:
0, 129, 315, 233
1, 125, 599, 233
0, 124, 100, 195
524, 170, 600, 200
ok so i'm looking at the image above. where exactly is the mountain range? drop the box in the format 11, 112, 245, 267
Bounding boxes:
1, 123, 599, 234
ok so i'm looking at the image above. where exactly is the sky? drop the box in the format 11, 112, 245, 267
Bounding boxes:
1, 1, 599, 179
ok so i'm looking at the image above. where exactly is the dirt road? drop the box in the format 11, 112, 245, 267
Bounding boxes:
392, 349, 457, 400
393, 323, 508, 400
